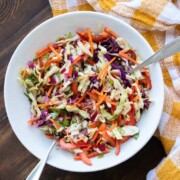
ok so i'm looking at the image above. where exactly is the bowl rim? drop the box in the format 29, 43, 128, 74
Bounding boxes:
4, 11, 164, 172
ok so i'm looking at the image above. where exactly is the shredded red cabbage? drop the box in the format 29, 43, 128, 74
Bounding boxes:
93, 48, 100, 63
89, 76, 98, 83
37, 120, 53, 127
50, 74, 58, 84
104, 54, 131, 87
98, 143, 106, 151
44, 96, 50, 103
143, 99, 151, 109
27, 61, 35, 69
61, 68, 66, 73
69, 56, 74, 63
81, 129, 87, 135
101, 37, 122, 53
62, 49, 65, 56
72, 71, 78, 80
81, 61, 85, 70
90, 111, 98, 122
40, 110, 48, 119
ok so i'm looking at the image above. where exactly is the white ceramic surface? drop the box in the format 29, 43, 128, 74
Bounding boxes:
4, 12, 164, 172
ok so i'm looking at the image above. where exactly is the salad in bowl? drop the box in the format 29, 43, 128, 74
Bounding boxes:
18, 26, 151, 166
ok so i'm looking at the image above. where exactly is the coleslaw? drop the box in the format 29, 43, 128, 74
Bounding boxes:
18, 27, 151, 166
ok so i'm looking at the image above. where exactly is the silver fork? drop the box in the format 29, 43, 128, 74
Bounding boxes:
110, 36, 180, 73
26, 140, 56, 180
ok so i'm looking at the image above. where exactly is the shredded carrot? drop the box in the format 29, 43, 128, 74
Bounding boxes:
21, 69, 27, 79
86, 92, 98, 101
86, 59, 95, 65
118, 114, 122, 126
109, 123, 117, 132
89, 121, 99, 128
92, 89, 116, 105
36, 47, 47, 56
92, 89, 102, 96
143, 72, 152, 89
131, 85, 137, 93
40, 87, 44, 93
57, 47, 61, 53
121, 136, 130, 143
72, 54, 88, 65
45, 134, 54, 139
68, 65, 73, 77
102, 130, 115, 147
67, 133, 74, 145
28, 119, 36, 125
115, 140, 121, 155
119, 49, 129, 54
91, 89, 101, 95
50, 119, 60, 129
135, 80, 139, 85
82, 40, 87, 44
48, 43, 62, 61
146, 78, 152, 89
110, 104, 116, 115
139, 78, 152, 89
86, 28, 94, 54
43, 58, 61, 67
144, 71, 150, 78
36, 103, 49, 108
36, 47, 50, 57
132, 95, 139, 102
74, 155, 81, 160
74, 150, 110, 160
98, 57, 116, 80
82, 145, 91, 151
98, 123, 106, 132
95, 94, 107, 108
88, 150, 110, 158
72, 56, 82, 64
38, 57, 43, 67
46, 85, 54, 97
47, 77, 51, 83
104, 27, 119, 39
96, 137, 102, 145
111, 120, 117, 125
71, 82, 80, 95
77, 31, 109, 43
119, 51, 139, 65
105, 99, 116, 106
92, 131, 99, 142
101, 84, 107, 93
76, 92, 87, 104
87, 152, 99, 158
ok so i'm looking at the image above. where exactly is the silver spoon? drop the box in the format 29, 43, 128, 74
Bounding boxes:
110, 36, 180, 73
26, 140, 56, 180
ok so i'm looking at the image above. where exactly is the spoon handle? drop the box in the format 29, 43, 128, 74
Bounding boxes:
131, 36, 180, 73
26, 141, 56, 180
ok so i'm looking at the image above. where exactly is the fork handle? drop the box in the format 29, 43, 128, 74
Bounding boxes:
26, 141, 56, 180
131, 36, 180, 73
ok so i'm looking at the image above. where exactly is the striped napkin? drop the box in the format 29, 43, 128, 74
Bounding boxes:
49, 0, 180, 179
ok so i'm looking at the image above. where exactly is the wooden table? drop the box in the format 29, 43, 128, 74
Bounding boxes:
0, 0, 166, 179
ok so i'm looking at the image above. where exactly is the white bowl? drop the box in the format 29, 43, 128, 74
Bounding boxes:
4, 12, 164, 172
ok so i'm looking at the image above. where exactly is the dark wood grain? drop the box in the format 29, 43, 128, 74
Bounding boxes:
0, 0, 166, 179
